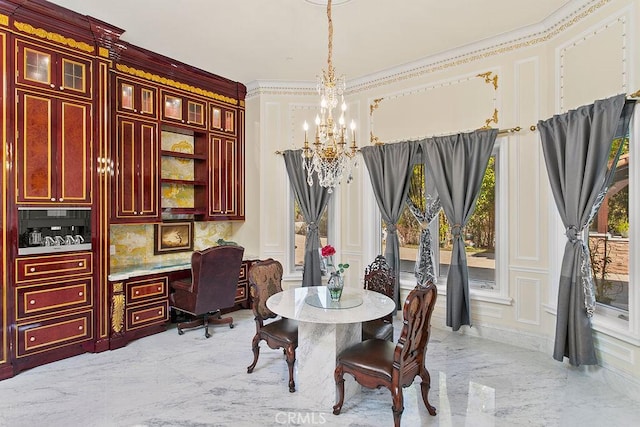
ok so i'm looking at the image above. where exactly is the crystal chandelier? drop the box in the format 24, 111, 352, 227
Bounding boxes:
302, 0, 357, 193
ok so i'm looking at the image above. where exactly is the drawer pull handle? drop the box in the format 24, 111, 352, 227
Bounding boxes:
78, 292, 83, 297
30, 337, 36, 342
29, 299, 36, 305
157, 287, 162, 291
78, 325, 83, 331
30, 267, 36, 272
135, 316, 140, 321
79, 262, 83, 267
158, 310, 162, 315
135, 290, 140, 295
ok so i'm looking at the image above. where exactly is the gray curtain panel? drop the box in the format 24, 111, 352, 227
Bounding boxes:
538, 94, 632, 366
422, 129, 498, 331
284, 150, 332, 287
361, 141, 420, 308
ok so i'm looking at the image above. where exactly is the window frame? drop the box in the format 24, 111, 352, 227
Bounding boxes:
389, 137, 510, 305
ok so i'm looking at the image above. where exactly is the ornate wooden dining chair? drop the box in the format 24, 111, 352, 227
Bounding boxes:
333, 282, 438, 426
362, 255, 395, 341
169, 245, 244, 338
246, 259, 299, 392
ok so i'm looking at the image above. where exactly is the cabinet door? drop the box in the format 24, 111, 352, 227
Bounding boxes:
115, 76, 157, 119
161, 90, 206, 130
209, 103, 236, 135
16, 91, 92, 205
113, 116, 159, 221
208, 135, 243, 220
16, 40, 92, 98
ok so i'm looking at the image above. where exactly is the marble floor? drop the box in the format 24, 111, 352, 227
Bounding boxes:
1, 309, 639, 427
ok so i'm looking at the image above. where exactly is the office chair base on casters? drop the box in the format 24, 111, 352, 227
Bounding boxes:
175, 309, 234, 338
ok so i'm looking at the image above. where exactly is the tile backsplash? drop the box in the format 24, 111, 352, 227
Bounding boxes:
109, 221, 233, 268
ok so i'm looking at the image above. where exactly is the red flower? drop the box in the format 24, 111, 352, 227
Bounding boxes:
321, 245, 336, 257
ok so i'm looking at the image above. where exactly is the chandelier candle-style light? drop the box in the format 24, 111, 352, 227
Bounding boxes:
302, 0, 357, 193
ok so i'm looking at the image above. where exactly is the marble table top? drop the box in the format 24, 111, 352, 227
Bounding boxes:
267, 286, 395, 324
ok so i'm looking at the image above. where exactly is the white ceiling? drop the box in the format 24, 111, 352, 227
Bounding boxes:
47, 0, 578, 86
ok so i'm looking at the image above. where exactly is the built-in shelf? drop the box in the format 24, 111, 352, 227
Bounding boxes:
160, 150, 206, 160
160, 178, 207, 186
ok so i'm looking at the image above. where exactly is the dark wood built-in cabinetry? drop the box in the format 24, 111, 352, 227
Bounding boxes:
0, 0, 247, 380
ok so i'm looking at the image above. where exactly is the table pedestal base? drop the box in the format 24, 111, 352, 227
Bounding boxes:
296, 321, 361, 411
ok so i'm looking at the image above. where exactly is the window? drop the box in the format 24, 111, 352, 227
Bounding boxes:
384, 139, 506, 299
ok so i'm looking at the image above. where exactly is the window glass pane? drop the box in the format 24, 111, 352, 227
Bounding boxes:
188, 102, 203, 124
25, 49, 50, 83
141, 89, 154, 113
589, 136, 629, 311
212, 107, 222, 129
164, 95, 182, 119
63, 60, 84, 91
439, 157, 497, 289
121, 84, 134, 110
225, 111, 235, 132
294, 199, 328, 269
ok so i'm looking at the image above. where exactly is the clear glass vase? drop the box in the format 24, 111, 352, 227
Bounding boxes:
327, 272, 344, 301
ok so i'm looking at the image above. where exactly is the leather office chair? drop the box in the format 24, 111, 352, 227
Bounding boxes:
169, 245, 244, 338
362, 255, 395, 341
246, 259, 298, 392
333, 283, 438, 426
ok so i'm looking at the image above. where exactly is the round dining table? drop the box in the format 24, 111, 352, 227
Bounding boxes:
267, 285, 395, 411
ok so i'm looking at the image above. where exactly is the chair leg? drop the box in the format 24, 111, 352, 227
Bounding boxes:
246, 334, 261, 373
176, 316, 205, 336
390, 385, 404, 427
332, 364, 345, 415
420, 368, 437, 416
203, 314, 211, 338
285, 345, 296, 393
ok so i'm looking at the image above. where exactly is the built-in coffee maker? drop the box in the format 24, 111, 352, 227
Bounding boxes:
18, 208, 92, 255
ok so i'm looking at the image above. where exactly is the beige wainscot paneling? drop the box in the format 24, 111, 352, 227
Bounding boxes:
557, 5, 631, 111
370, 70, 500, 143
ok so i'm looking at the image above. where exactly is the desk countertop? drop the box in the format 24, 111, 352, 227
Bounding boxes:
108, 253, 258, 281
267, 286, 395, 324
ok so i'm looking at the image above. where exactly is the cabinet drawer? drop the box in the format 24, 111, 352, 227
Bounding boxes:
16, 310, 93, 357
127, 276, 168, 304
16, 277, 92, 319
238, 261, 248, 283
235, 283, 247, 303
16, 252, 92, 283
126, 301, 168, 331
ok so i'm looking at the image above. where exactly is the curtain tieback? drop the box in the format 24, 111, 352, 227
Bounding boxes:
307, 222, 318, 231
565, 225, 581, 243
386, 224, 398, 234
451, 223, 464, 239
565, 225, 596, 317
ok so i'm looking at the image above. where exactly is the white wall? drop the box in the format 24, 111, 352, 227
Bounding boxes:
242, 0, 640, 394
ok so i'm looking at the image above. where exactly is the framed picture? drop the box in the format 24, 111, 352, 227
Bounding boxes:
154, 221, 194, 254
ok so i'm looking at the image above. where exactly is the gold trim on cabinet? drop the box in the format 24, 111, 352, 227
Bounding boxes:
111, 291, 125, 334
98, 47, 109, 58
115, 64, 238, 105
0, 14, 8, 26
14, 22, 95, 53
